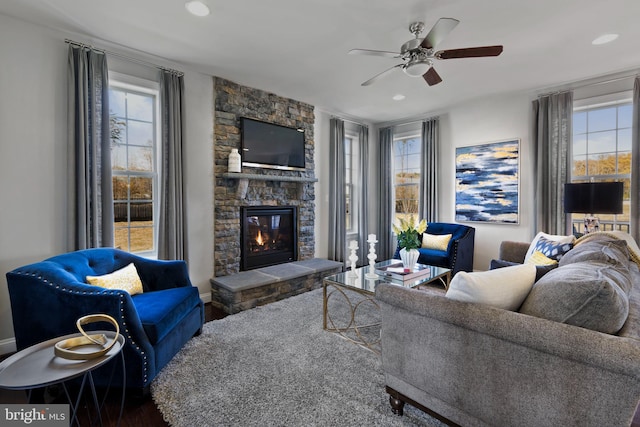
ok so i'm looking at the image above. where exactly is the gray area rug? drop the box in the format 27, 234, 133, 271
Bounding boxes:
151, 288, 445, 427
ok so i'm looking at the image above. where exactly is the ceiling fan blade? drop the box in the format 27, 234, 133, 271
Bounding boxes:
361, 64, 403, 86
436, 45, 503, 59
423, 67, 442, 86
421, 18, 460, 49
348, 48, 401, 58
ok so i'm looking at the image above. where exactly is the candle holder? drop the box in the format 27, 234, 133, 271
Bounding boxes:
348, 240, 359, 277
365, 234, 378, 279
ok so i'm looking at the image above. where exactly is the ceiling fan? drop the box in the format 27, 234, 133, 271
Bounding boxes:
349, 18, 503, 87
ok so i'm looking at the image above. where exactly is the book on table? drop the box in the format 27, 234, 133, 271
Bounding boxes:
375, 262, 432, 282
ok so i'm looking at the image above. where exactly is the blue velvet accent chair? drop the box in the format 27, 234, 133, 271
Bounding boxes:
6, 248, 204, 393
394, 222, 475, 275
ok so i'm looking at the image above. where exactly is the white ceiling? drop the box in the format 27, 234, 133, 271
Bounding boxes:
2, 0, 640, 124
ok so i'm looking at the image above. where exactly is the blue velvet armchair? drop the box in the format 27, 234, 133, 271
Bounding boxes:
394, 222, 475, 275
6, 248, 204, 393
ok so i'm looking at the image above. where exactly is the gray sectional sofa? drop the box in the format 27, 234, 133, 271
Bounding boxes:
376, 232, 640, 427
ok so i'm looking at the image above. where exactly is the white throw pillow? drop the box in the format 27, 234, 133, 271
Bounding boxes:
445, 264, 537, 311
524, 232, 575, 263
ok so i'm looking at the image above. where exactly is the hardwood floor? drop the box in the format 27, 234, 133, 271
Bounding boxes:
1, 302, 639, 426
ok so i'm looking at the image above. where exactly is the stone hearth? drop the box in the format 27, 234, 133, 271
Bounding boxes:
210, 259, 342, 314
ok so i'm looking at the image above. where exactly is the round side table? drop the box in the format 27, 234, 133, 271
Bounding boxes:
0, 330, 125, 426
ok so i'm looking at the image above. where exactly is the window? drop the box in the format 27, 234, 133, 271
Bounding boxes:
109, 78, 160, 255
392, 135, 421, 225
571, 98, 632, 233
344, 135, 353, 232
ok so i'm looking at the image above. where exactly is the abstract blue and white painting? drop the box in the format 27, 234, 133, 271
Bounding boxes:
455, 140, 520, 224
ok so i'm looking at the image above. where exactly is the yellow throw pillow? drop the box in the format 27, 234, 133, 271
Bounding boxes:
86, 263, 144, 295
421, 233, 452, 251
526, 250, 558, 266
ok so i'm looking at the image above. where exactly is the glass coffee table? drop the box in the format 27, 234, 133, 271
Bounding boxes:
322, 260, 451, 353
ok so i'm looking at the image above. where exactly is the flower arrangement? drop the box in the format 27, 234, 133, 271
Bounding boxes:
392, 215, 427, 250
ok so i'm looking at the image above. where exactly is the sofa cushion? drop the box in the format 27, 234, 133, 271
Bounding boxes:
490, 259, 557, 282
520, 261, 631, 334
575, 231, 640, 267
416, 248, 449, 267
133, 286, 201, 344
524, 232, 575, 262
560, 237, 630, 269
422, 233, 452, 251
86, 263, 143, 295
446, 263, 536, 310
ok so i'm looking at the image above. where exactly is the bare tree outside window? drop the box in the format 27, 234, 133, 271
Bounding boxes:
393, 136, 421, 225
109, 83, 158, 254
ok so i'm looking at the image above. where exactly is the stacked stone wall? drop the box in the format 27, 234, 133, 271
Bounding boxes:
214, 78, 315, 276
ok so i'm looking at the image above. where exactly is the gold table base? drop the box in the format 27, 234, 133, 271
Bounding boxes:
323, 280, 381, 354
322, 261, 452, 355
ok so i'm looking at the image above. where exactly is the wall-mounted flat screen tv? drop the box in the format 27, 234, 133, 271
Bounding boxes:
240, 117, 305, 171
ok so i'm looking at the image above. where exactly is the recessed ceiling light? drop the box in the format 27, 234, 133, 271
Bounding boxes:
393, 94, 406, 101
592, 33, 618, 45
185, 0, 210, 17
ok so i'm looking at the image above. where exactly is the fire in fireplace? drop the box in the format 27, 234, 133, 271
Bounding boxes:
240, 206, 297, 270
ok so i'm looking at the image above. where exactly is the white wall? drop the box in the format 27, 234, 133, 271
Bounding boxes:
313, 110, 330, 259
0, 13, 214, 354
440, 93, 534, 270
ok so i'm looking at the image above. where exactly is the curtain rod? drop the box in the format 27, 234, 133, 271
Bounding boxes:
380, 116, 439, 129
332, 116, 368, 128
539, 72, 639, 97
65, 39, 184, 76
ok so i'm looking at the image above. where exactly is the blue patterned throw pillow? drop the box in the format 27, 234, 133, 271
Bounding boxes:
533, 235, 573, 261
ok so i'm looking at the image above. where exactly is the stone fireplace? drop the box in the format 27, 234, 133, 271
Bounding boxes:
213, 78, 316, 277
241, 206, 297, 270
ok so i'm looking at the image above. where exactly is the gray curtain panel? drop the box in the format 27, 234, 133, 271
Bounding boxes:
631, 78, 640, 243
420, 117, 439, 223
328, 118, 346, 262
378, 127, 394, 259
357, 125, 369, 264
532, 91, 573, 235
67, 45, 114, 250
158, 70, 188, 260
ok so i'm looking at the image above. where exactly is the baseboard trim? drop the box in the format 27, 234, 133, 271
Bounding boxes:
200, 291, 211, 304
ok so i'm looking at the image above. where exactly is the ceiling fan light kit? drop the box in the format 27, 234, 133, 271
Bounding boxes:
350, 18, 503, 87
403, 60, 431, 77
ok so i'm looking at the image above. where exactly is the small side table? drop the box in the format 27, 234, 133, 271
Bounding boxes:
0, 330, 125, 426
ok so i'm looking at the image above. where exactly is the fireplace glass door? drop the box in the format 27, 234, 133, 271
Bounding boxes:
241, 206, 297, 270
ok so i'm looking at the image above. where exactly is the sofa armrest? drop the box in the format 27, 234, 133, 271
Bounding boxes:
376, 283, 640, 427
499, 240, 529, 263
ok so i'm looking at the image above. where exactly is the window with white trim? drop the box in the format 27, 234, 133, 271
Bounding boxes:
109, 77, 160, 255
571, 95, 632, 233
392, 134, 421, 225
344, 134, 355, 232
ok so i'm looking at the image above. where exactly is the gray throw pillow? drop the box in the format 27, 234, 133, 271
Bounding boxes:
520, 261, 631, 334
560, 238, 630, 269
